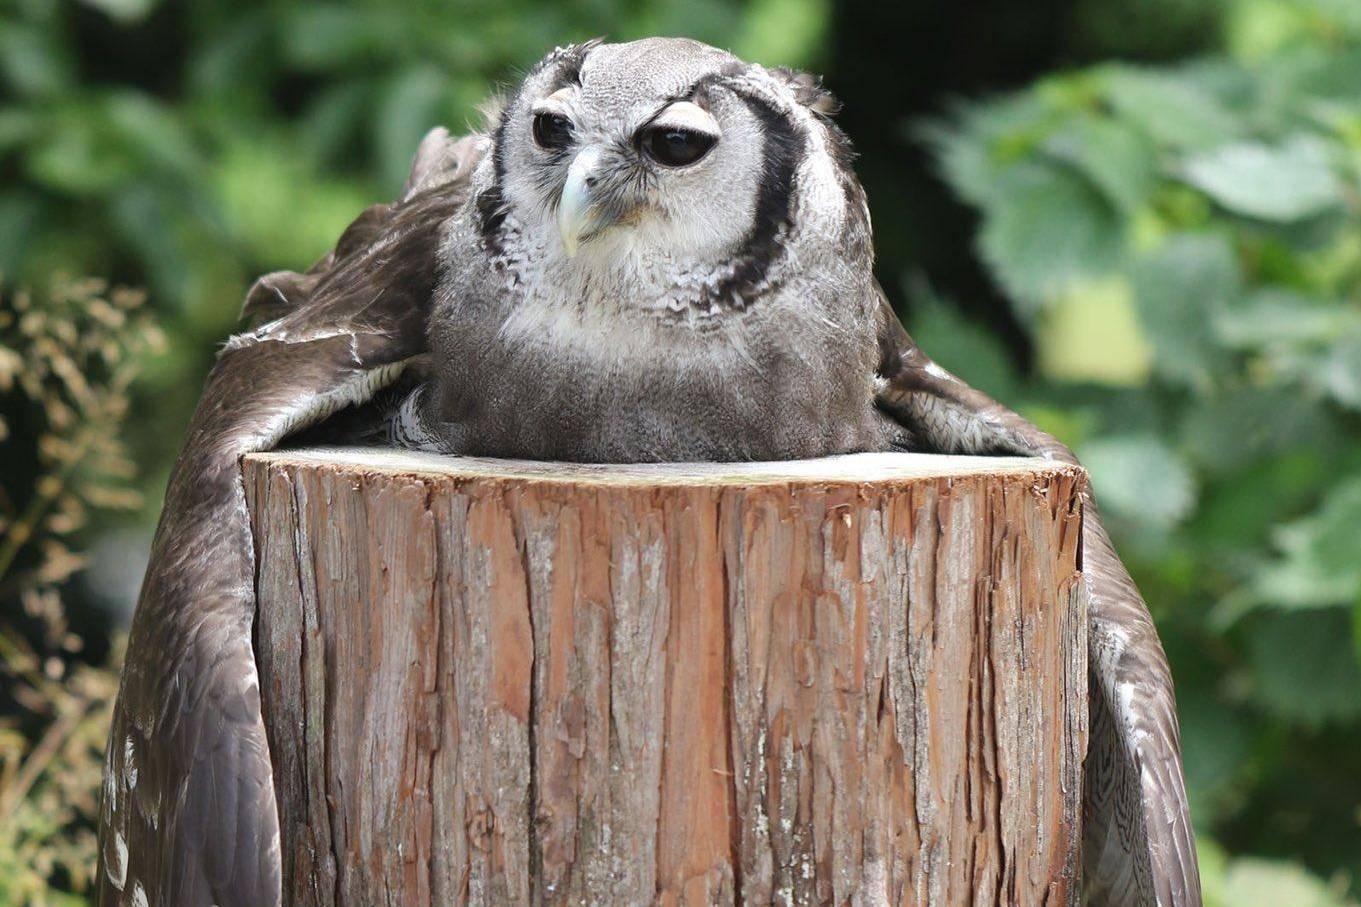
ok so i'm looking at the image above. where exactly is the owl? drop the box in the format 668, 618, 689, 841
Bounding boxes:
97, 38, 1199, 907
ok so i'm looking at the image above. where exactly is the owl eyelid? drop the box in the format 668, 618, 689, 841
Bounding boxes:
643, 100, 721, 141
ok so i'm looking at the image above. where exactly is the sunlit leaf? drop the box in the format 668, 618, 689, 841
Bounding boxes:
1180, 137, 1346, 222
1035, 277, 1154, 386
736, 0, 830, 67
211, 137, 372, 271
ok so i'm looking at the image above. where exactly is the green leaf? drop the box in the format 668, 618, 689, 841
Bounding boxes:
1213, 289, 1359, 350
918, 119, 995, 207
212, 136, 373, 271
1246, 611, 1361, 727
918, 93, 1053, 207
104, 92, 202, 178
0, 108, 39, 153
0, 24, 75, 98
1180, 137, 1346, 223
25, 104, 136, 195
1307, 333, 1361, 411
1353, 603, 1361, 679
1103, 66, 1243, 150
735, 0, 830, 68
1131, 233, 1241, 387
1035, 277, 1154, 386
1181, 388, 1333, 475
1248, 475, 1361, 610
280, 6, 408, 71
1193, 450, 1332, 557
1078, 434, 1197, 530
977, 162, 1125, 315
1043, 114, 1158, 214
186, 14, 272, 97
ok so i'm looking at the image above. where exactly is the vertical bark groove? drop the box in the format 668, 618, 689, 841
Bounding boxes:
246, 449, 1088, 907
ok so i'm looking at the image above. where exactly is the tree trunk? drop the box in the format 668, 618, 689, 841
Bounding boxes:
244, 448, 1089, 907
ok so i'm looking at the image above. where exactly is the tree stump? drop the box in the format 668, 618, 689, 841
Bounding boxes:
243, 448, 1089, 907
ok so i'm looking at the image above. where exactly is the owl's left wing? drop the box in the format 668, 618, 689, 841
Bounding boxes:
96, 129, 484, 907
871, 286, 1200, 907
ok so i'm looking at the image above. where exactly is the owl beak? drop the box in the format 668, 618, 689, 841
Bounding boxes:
558, 146, 608, 257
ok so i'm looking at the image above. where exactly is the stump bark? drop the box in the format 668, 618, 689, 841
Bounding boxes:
243, 448, 1089, 907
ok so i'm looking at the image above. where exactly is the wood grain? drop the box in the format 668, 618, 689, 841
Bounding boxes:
245, 448, 1088, 906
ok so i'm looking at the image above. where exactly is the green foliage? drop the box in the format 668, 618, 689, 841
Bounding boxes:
928, 0, 1361, 891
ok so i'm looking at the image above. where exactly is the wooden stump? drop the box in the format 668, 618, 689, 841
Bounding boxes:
244, 448, 1089, 907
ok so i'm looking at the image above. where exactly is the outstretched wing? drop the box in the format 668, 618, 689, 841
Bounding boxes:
872, 285, 1200, 907
96, 129, 485, 907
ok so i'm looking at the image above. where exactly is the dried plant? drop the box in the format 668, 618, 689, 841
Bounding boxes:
0, 276, 162, 905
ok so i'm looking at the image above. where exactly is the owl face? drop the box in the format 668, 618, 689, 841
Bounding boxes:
478, 38, 859, 307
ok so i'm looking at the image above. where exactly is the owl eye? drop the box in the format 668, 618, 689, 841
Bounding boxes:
638, 126, 716, 167
532, 112, 574, 150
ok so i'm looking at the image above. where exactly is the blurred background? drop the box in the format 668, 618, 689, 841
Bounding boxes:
2, 0, 1361, 903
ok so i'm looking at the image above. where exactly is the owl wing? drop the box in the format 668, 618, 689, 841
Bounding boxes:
96, 129, 485, 907
872, 285, 1200, 907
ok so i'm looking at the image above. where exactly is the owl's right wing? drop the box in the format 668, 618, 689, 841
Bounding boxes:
96, 128, 484, 907
871, 286, 1200, 907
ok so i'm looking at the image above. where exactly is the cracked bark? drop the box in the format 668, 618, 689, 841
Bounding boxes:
246, 448, 1088, 907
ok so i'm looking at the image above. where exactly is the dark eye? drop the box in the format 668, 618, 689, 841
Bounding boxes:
638, 127, 716, 167
532, 112, 574, 150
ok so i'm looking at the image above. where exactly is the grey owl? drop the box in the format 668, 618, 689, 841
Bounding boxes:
97, 38, 1199, 907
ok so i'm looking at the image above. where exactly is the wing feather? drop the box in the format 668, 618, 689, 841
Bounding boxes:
96, 129, 485, 907
872, 285, 1200, 907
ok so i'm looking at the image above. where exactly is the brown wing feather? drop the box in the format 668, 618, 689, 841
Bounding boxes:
96, 130, 485, 907
872, 285, 1200, 907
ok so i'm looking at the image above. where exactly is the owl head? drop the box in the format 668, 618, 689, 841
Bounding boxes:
474, 37, 868, 311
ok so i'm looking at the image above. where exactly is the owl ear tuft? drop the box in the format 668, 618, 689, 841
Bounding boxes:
769, 67, 842, 117
478, 93, 508, 131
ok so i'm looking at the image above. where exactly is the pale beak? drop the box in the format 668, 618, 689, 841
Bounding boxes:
557, 146, 606, 257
